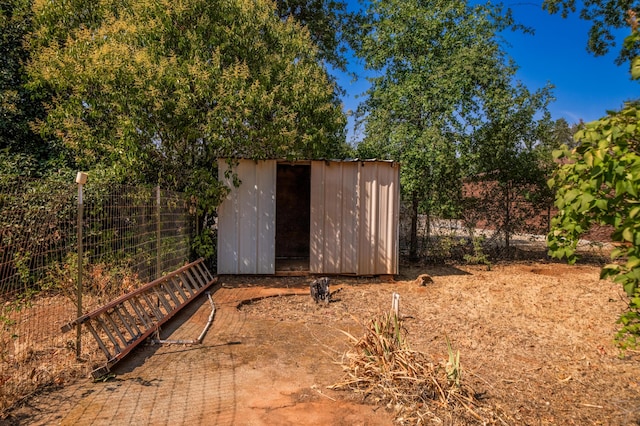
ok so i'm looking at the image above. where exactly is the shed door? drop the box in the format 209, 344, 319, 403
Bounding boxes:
310, 161, 400, 275
357, 162, 400, 275
310, 161, 359, 274
217, 159, 276, 274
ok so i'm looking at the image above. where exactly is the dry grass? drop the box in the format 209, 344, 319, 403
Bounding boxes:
0, 294, 107, 414
330, 311, 506, 424
238, 262, 640, 425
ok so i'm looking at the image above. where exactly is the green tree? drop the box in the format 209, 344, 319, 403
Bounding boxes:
1, 0, 32, 151
353, 0, 547, 258
548, 100, 640, 348
0, 0, 68, 175
27, 0, 348, 189
548, 11, 640, 348
545, 118, 581, 151
466, 83, 553, 250
275, 0, 353, 71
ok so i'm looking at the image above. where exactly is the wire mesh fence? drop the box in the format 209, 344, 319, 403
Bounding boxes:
0, 176, 195, 412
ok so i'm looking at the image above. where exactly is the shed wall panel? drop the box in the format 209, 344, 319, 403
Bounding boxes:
217, 159, 276, 274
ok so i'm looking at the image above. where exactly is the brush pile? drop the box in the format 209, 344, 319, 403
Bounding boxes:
330, 312, 499, 424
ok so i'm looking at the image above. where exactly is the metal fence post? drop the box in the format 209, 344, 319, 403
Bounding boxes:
156, 185, 161, 280
75, 172, 88, 358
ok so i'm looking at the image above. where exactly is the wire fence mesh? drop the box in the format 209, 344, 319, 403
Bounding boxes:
0, 176, 195, 412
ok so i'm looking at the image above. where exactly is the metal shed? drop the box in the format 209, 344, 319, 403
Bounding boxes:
216, 159, 400, 275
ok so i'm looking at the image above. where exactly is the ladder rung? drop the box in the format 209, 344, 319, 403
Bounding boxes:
196, 262, 211, 285
95, 316, 122, 354
104, 311, 128, 347
153, 288, 174, 314
170, 276, 189, 301
128, 297, 152, 328
183, 269, 200, 293
175, 274, 194, 296
161, 282, 182, 307
114, 305, 139, 341
141, 293, 164, 321
188, 266, 206, 289
86, 321, 112, 360
199, 262, 214, 282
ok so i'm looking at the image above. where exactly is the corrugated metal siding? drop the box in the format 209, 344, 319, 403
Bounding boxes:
217, 159, 276, 274
310, 161, 359, 274
358, 162, 400, 275
311, 161, 400, 275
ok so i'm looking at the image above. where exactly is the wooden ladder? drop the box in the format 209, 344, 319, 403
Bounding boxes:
62, 258, 218, 379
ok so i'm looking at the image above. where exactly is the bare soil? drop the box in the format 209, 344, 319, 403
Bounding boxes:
4, 261, 640, 425
235, 261, 640, 424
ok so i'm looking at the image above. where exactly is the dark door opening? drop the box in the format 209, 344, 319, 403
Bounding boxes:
275, 164, 311, 271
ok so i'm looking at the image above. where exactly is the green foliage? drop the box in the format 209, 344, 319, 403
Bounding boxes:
275, 0, 353, 71
616, 294, 640, 350
422, 235, 468, 263
0, 0, 68, 174
544, 5, 640, 348
464, 235, 491, 270
548, 102, 640, 266
13, 250, 31, 285
0, 0, 34, 149
0, 176, 76, 300
466, 84, 554, 248
548, 101, 640, 347
545, 118, 584, 152
192, 228, 216, 264
27, 0, 347, 191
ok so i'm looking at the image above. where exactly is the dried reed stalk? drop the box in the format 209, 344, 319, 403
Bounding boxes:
330, 312, 498, 425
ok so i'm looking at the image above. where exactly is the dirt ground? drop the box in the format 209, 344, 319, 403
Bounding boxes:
4, 260, 640, 425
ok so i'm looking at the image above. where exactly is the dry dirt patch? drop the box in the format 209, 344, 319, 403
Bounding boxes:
238, 263, 640, 424
4, 262, 640, 425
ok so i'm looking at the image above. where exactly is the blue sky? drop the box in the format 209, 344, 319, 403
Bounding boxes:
504, 3, 637, 123
337, 2, 639, 143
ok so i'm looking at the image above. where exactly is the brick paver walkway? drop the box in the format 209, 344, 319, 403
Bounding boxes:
25, 284, 311, 426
